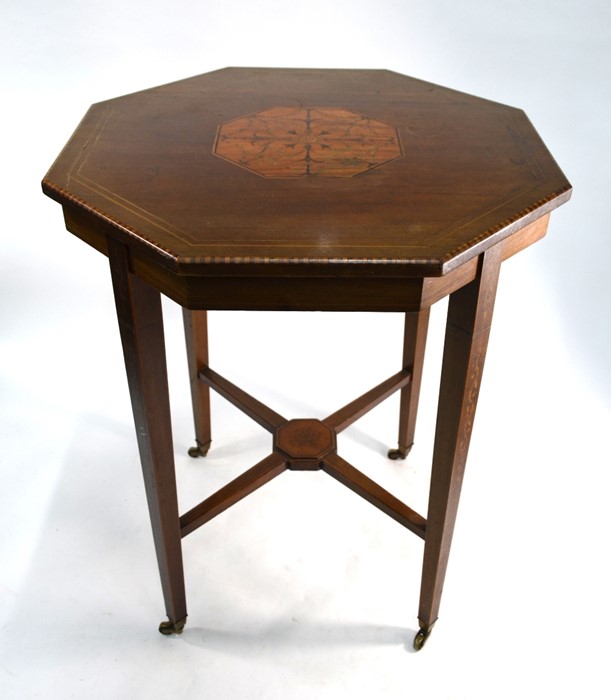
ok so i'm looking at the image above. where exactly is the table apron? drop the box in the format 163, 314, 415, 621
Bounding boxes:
62, 205, 549, 312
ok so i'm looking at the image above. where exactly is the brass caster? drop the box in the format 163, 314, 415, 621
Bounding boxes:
413, 626, 433, 651
159, 617, 187, 635
387, 444, 412, 460
188, 440, 211, 458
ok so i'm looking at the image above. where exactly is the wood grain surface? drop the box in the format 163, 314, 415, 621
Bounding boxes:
43, 68, 571, 282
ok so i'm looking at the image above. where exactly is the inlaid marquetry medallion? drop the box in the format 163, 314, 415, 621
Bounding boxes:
274, 419, 336, 469
213, 106, 402, 178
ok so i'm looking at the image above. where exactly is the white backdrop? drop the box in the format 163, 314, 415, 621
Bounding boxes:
1, 1, 610, 698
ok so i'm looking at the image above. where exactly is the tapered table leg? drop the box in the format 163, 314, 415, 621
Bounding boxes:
415, 246, 502, 650
108, 239, 187, 634
183, 309, 212, 458
388, 308, 430, 460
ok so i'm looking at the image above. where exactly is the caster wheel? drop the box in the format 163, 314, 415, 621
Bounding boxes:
413, 627, 432, 651
387, 444, 412, 460
159, 617, 187, 637
188, 440, 211, 458
159, 617, 187, 635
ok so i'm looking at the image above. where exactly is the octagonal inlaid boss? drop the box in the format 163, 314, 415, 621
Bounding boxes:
275, 419, 336, 469
213, 106, 403, 178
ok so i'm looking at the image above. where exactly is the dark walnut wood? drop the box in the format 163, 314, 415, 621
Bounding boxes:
43, 67, 570, 311
42, 67, 571, 648
107, 238, 187, 633
275, 419, 336, 469
182, 309, 212, 457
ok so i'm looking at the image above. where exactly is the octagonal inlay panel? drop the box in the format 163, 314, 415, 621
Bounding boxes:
275, 419, 336, 468
213, 106, 402, 178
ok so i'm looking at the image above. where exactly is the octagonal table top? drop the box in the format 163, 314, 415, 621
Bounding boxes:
42, 67, 571, 277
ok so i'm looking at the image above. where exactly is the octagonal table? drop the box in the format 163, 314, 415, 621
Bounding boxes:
42, 67, 571, 650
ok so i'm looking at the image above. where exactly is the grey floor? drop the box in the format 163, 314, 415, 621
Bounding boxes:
2, 1, 610, 698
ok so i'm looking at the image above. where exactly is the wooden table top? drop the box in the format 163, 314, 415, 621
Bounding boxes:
43, 67, 571, 280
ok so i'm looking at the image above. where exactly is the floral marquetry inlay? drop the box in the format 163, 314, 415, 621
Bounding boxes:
213, 106, 403, 178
